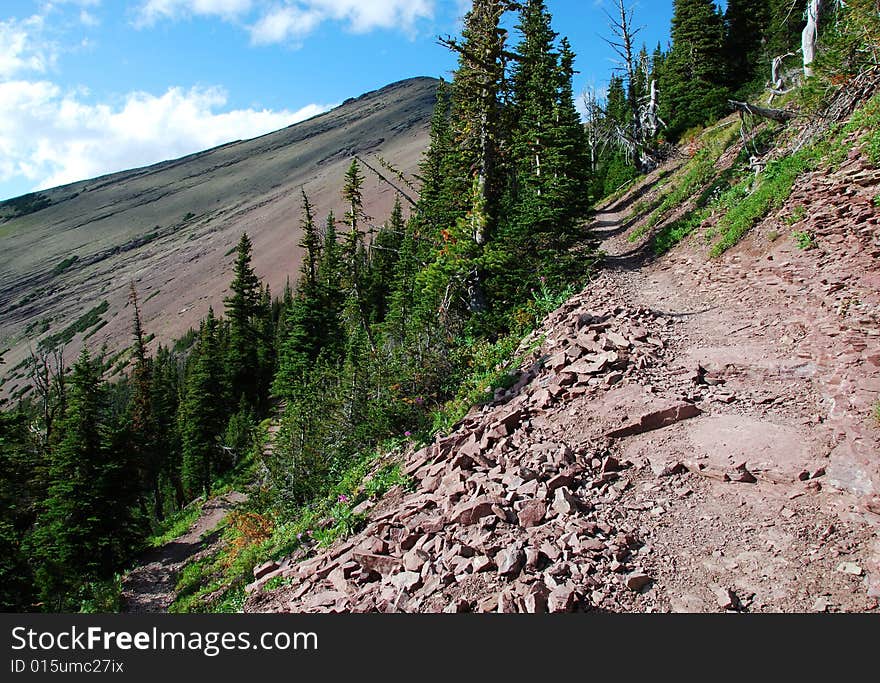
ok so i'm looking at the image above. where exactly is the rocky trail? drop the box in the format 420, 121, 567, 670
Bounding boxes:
243, 146, 880, 613
121, 491, 248, 613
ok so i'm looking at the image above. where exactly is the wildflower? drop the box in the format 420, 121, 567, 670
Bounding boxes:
338, 494, 350, 504
297, 532, 303, 541
405, 431, 412, 438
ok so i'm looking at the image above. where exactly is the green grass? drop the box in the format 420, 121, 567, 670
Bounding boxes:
167, 440, 414, 613
51, 255, 79, 277
784, 205, 808, 226
629, 124, 739, 245
709, 146, 820, 257
793, 230, 817, 250
146, 500, 204, 548
38, 300, 110, 351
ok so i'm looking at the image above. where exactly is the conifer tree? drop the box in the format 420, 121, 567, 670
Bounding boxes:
180, 309, 225, 499
151, 344, 184, 507
127, 283, 162, 521
724, 0, 773, 93
660, 0, 728, 140
274, 192, 330, 397
363, 196, 405, 325
224, 233, 261, 409
32, 348, 137, 607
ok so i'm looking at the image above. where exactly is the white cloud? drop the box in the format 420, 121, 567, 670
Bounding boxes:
135, 0, 434, 43
0, 15, 56, 79
249, 5, 322, 45
79, 9, 100, 26
136, 0, 254, 25
0, 80, 333, 191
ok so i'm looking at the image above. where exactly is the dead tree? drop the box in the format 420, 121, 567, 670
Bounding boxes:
27, 346, 66, 447
803, 0, 824, 77
604, 0, 644, 145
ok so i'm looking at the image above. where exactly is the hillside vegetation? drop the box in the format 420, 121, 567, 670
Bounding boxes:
1, 0, 879, 613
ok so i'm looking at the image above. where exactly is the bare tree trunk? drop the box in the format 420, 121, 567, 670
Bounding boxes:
729, 99, 797, 121
803, 0, 824, 77
605, 0, 643, 143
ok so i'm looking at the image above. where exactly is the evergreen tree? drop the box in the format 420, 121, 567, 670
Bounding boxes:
660, 0, 728, 140
363, 196, 405, 325
274, 193, 331, 397
224, 233, 261, 409
0, 407, 39, 610
180, 309, 225, 499
127, 283, 162, 522
151, 344, 185, 508
32, 349, 138, 607
724, 0, 773, 94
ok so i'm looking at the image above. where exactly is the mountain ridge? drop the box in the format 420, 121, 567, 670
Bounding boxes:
0, 76, 438, 400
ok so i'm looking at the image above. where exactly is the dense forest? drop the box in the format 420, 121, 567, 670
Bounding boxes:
1, 0, 877, 612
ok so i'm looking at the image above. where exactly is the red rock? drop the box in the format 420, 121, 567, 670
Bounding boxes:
353, 552, 401, 576
472, 555, 495, 573
498, 590, 519, 613
525, 547, 542, 570
253, 560, 280, 581
449, 497, 496, 525
712, 585, 740, 610
552, 487, 580, 516
517, 499, 547, 528
450, 453, 475, 471
523, 587, 549, 613
546, 472, 574, 492
540, 541, 562, 561
606, 403, 702, 438
444, 599, 471, 613
625, 572, 652, 592
358, 537, 388, 555
730, 463, 757, 484
547, 587, 577, 613
389, 571, 422, 593
495, 547, 524, 577
606, 331, 630, 349
402, 548, 429, 572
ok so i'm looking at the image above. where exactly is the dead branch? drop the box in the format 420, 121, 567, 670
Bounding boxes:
729, 100, 797, 122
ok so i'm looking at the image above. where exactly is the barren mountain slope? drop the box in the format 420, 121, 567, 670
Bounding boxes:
0, 77, 437, 399
242, 137, 880, 614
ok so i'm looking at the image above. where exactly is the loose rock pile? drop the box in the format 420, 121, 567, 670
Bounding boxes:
246, 283, 703, 613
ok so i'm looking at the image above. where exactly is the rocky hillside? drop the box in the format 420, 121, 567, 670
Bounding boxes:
0, 77, 437, 400
242, 94, 880, 614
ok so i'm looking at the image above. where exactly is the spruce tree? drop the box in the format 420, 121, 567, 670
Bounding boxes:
180, 309, 225, 499
32, 348, 137, 607
724, 0, 773, 94
274, 192, 330, 398
127, 283, 162, 522
660, 0, 728, 140
224, 233, 261, 409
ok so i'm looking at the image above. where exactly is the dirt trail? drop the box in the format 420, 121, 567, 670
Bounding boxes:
121, 491, 247, 613
585, 162, 880, 611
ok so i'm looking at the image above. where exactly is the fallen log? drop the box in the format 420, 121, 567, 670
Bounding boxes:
728, 100, 797, 122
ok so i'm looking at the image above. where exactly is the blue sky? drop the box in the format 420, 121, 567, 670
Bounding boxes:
0, 1, 676, 201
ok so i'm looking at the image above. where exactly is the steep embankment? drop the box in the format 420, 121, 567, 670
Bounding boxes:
241, 105, 880, 614
0, 77, 436, 400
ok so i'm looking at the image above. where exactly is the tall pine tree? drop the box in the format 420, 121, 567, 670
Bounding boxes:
660, 0, 728, 140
